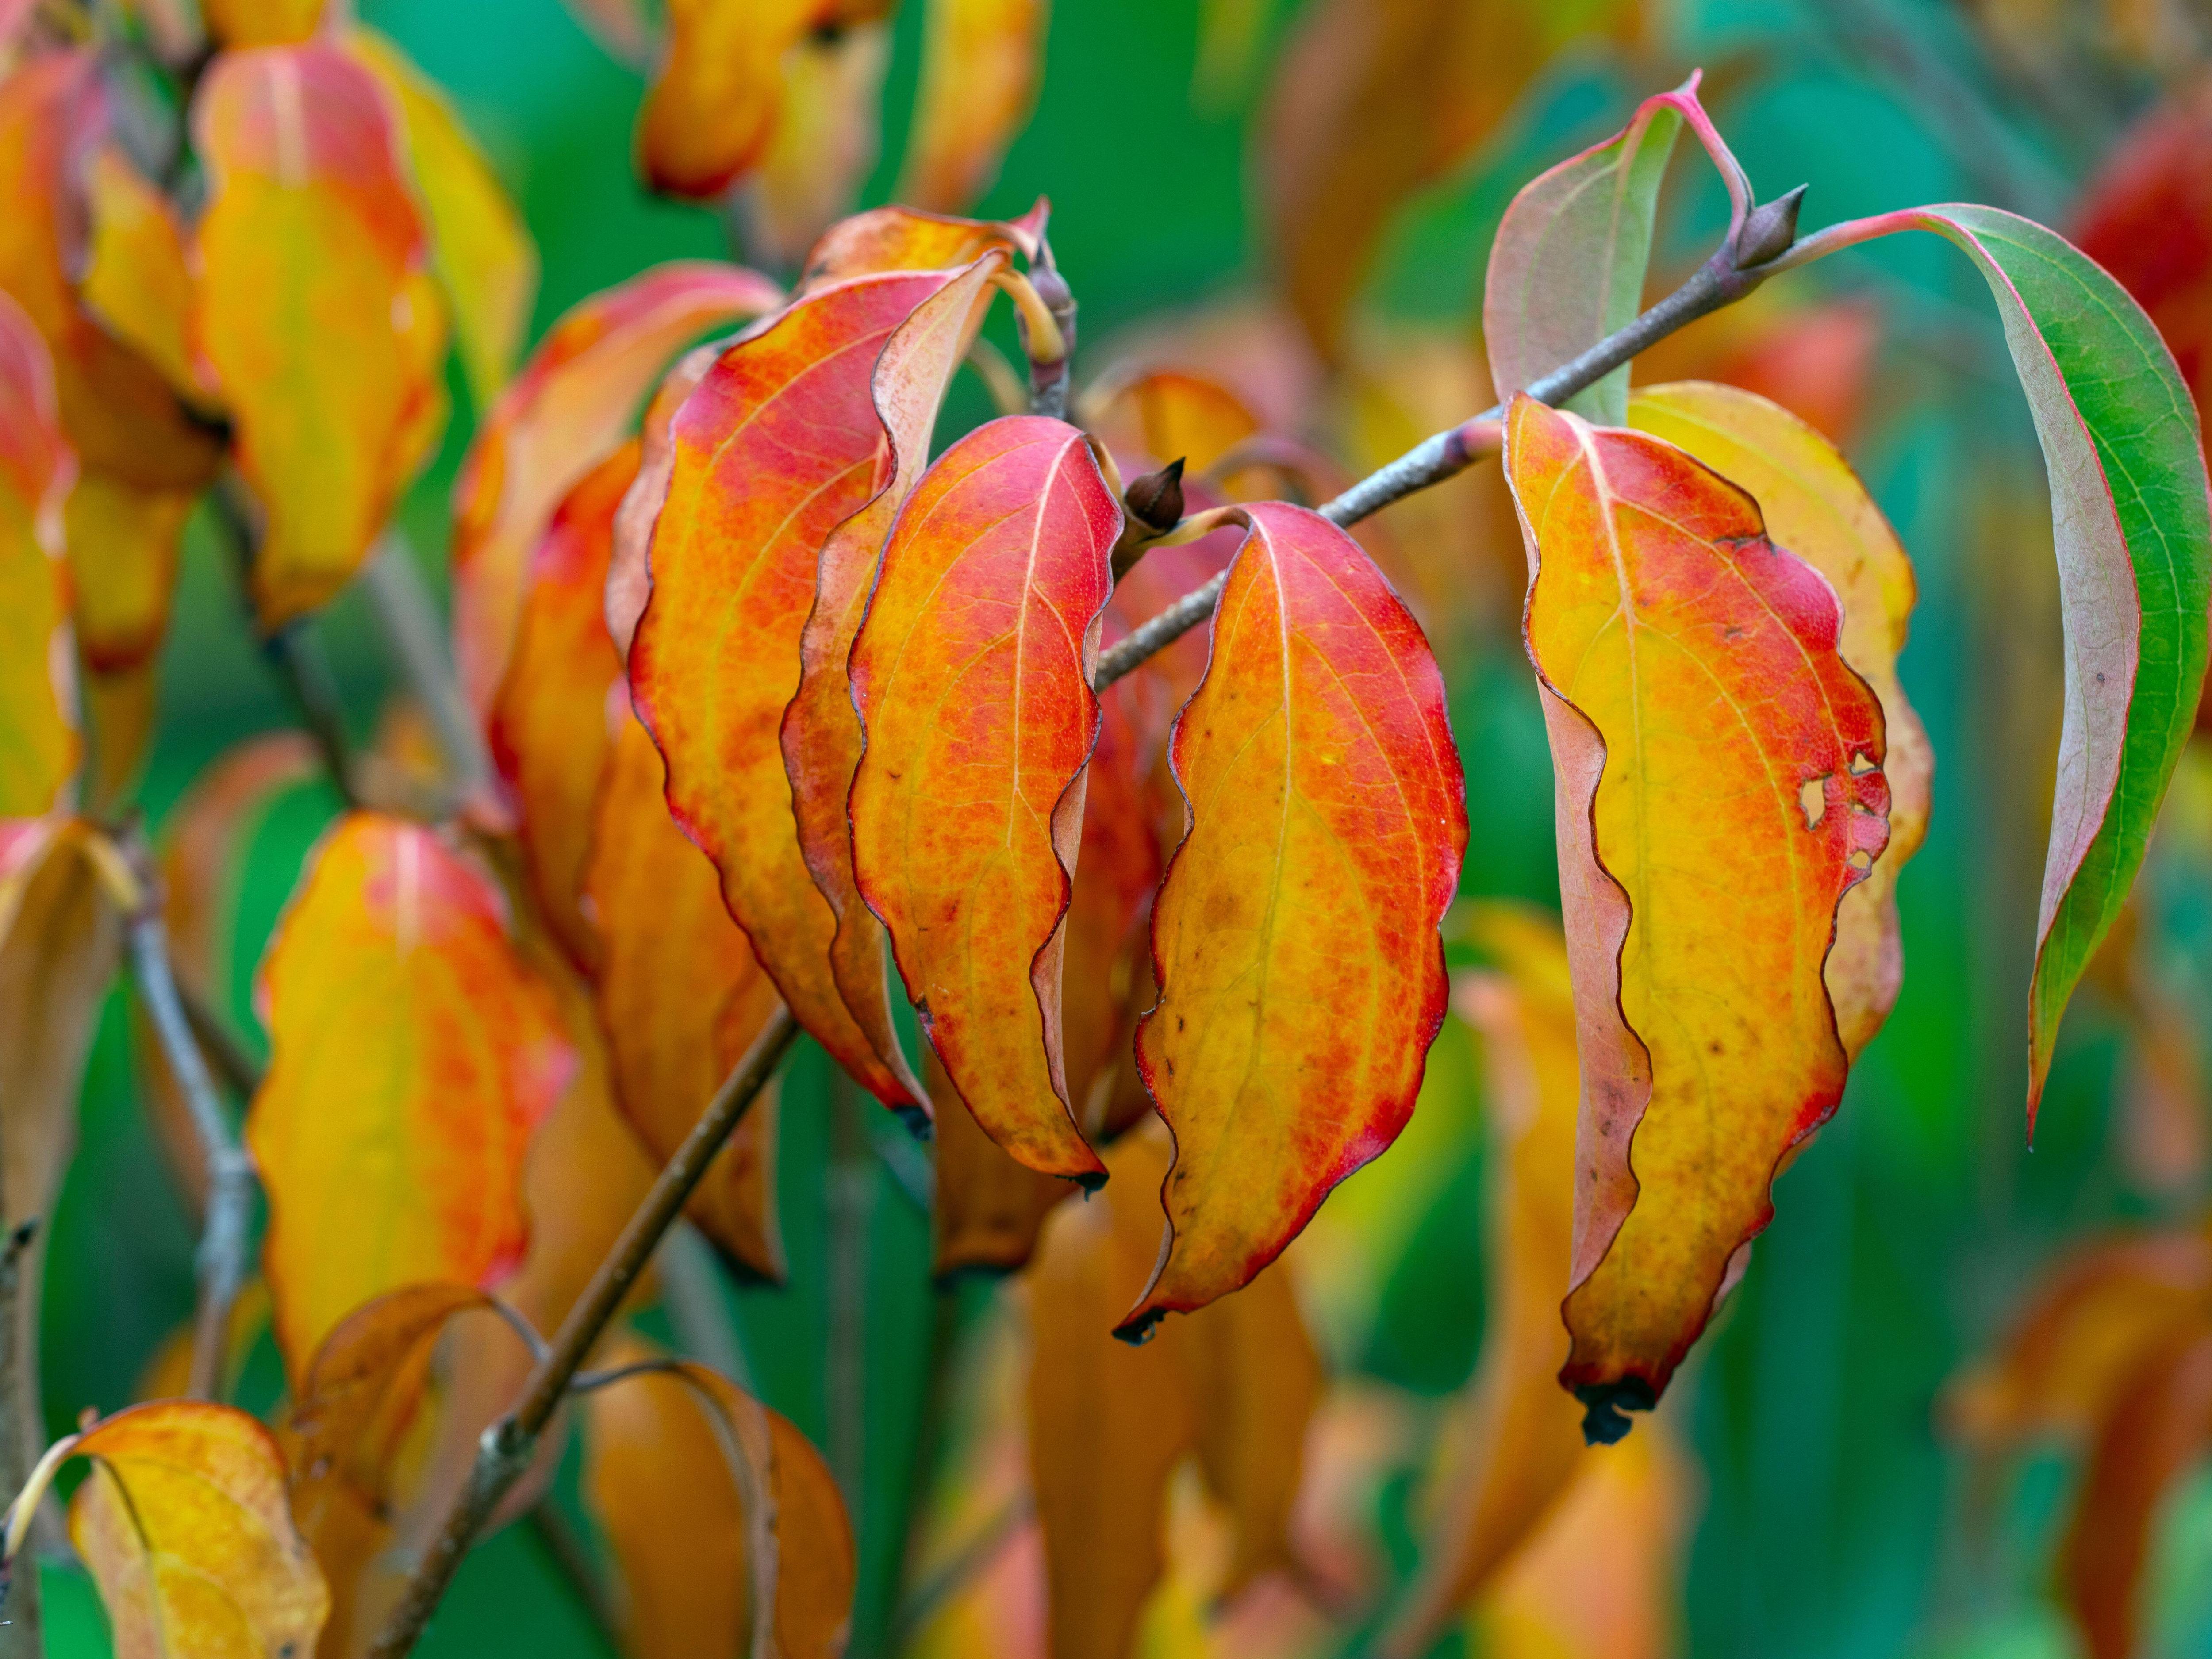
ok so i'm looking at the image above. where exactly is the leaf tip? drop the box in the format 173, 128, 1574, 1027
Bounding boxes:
1110, 1305, 1165, 1347
893, 1102, 933, 1143
1574, 1378, 1657, 1446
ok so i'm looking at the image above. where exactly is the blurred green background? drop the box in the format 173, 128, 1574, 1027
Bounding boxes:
36, 0, 2212, 1654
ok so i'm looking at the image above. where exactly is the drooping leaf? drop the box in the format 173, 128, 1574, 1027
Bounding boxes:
848, 415, 1120, 1179
898, 0, 1046, 213
200, 0, 326, 44
1483, 74, 1748, 426
1118, 502, 1467, 1338
78, 144, 205, 407
634, 0, 823, 201
1259, 0, 1643, 357
2059, 1323, 2212, 1659
192, 42, 447, 627
629, 267, 979, 1116
0, 292, 78, 813
1504, 392, 1890, 1438
1777, 203, 2212, 1120
51, 1401, 332, 1658
582, 1337, 857, 1659
1381, 907, 1588, 1656
780, 255, 1002, 1110
1081, 365, 1260, 476
926, 1042, 1066, 1275
584, 714, 784, 1279
486, 438, 638, 974
345, 27, 539, 412
451, 261, 781, 714
1628, 380, 1931, 1057
249, 814, 576, 1379
63, 470, 191, 675
1029, 1123, 1321, 1655
733, 22, 892, 271
605, 344, 716, 667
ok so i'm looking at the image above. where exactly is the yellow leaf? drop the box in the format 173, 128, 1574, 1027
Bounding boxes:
734, 22, 891, 271
0, 292, 78, 813
345, 27, 539, 411
201, 0, 326, 44
192, 44, 446, 627
78, 146, 207, 408
899, 0, 1046, 212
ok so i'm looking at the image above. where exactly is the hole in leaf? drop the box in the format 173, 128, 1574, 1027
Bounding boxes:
1799, 776, 1829, 831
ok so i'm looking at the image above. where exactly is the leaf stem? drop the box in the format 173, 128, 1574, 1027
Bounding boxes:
1095, 208, 1808, 688
365, 1005, 801, 1659
120, 843, 257, 1404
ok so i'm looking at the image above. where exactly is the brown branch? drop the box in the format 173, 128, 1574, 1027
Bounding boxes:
121, 851, 256, 1404
365, 1005, 801, 1659
1095, 191, 1809, 690
0, 1218, 42, 1659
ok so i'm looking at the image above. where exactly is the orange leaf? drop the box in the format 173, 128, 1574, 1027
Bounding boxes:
486, 438, 638, 973
781, 255, 1003, 1109
0, 50, 223, 490
1504, 392, 1890, 1439
585, 714, 784, 1279
192, 43, 446, 627
2060, 1322, 2212, 1659
1029, 1123, 1322, 1652
629, 267, 977, 1116
0, 292, 78, 814
201, 0, 326, 44
1946, 1230, 2212, 1446
1381, 907, 1588, 1656
898, 0, 1046, 214
451, 261, 781, 716
635, 0, 824, 200
1118, 502, 1466, 1337
796, 199, 1047, 288
64, 469, 190, 675
582, 1336, 856, 1659
55, 1400, 331, 1657
249, 814, 576, 1379
848, 415, 1121, 1179
1628, 381, 1931, 1059
928, 1042, 1067, 1275
1083, 366, 1261, 477
606, 342, 715, 668
733, 22, 892, 271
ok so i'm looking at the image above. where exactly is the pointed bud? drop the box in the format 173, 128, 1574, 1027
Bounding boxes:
1733, 184, 1807, 270
1123, 457, 1186, 534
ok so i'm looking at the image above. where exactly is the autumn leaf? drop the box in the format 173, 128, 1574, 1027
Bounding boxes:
780, 255, 1004, 1118
585, 714, 784, 1280
2061, 1323, 2212, 1659
1081, 365, 1261, 478
1117, 502, 1466, 1339
249, 814, 576, 1378
1484, 74, 1748, 426
485, 438, 638, 974
345, 27, 539, 412
192, 43, 448, 627
200, 0, 326, 44
796, 199, 1047, 288
1029, 1123, 1321, 1656
0, 50, 222, 491
605, 344, 716, 668
1628, 381, 1930, 1057
635, 0, 823, 200
0, 291, 78, 814
847, 415, 1120, 1180
451, 261, 781, 715
15, 1401, 331, 1658
733, 21, 892, 270
1774, 204, 2212, 1122
1504, 392, 1889, 1438
63, 470, 191, 676
1379, 907, 1591, 1656
1260, 0, 1643, 357
927, 1042, 1067, 1275
78, 145, 204, 407
899, 0, 1046, 213
582, 1336, 857, 1659
630, 266, 987, 1117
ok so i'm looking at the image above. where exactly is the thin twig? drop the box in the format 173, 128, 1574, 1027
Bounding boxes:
121, 847, 256, 1404
1095, 198, 1810, 690
173, 974, 264, 1103
365, 1006, 800, 1659
356, 538, 497, 812
0, 1218, 42, 1659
